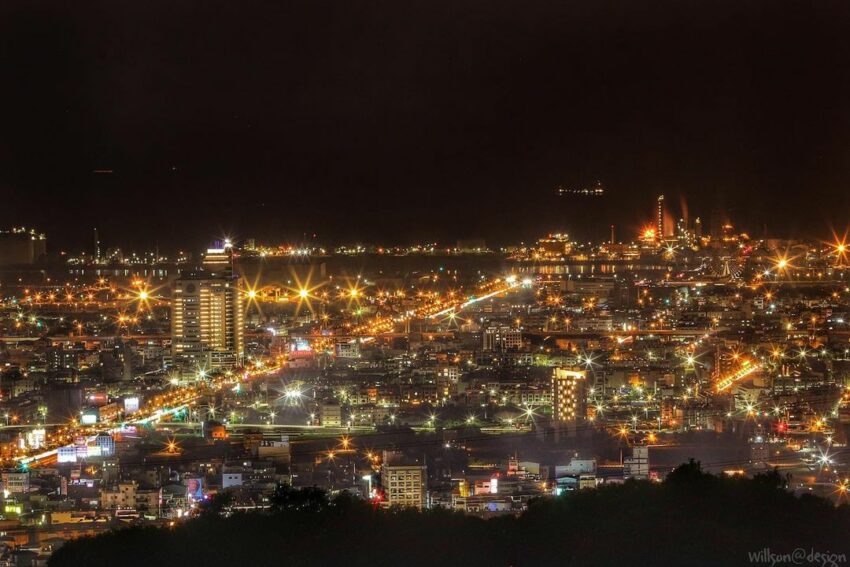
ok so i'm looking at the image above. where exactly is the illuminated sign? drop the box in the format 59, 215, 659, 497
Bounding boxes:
124, 397, 140, 414
185, 478, 204, 500
88, 393, 108, 406
58, 446, 77, 463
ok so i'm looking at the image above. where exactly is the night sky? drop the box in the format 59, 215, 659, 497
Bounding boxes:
2, 0, 850, 252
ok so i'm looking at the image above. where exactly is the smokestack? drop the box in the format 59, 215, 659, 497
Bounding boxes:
656, 195, 665, 239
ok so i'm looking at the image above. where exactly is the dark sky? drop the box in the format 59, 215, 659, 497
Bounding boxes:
2, 0, 850, 253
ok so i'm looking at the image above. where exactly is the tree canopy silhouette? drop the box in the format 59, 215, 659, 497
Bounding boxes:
49, 462, 850, 567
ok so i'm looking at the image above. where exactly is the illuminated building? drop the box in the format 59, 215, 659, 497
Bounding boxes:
555, 180, 605, 196
100, 481, 137, 509
0, 227, 46, 266
382, 451, 427, 509
551, 368, 586, 422
536, 233, 573, 258
335, 340, 361, 359
46, 347, 80, 373
640, 226, 659, 247
95, 433, 116, 456
482, 324, 522, 352
437, 365, 460, 398
202, 242, 234, 277
1, 471, 30, 494
93, 227, 101, 262
674, 217, 698, 247
623, 446, 649, 479
656, 195, 665, 238
319, 402, 342, 427
171, 269, 244, 370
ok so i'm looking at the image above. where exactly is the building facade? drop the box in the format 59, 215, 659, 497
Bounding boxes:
551, 368, 587, 422
482, 325, 522, 352
171, 267, 244, 371
382, 452, 427, 509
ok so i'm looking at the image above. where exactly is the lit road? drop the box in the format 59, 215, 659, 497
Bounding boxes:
7, 273, 530, 466
13, 365, 284, 467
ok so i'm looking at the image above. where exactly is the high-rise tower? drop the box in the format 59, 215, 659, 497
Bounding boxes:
551, 368, 587, 422
656, 195, 665, 239
171, 248, 244, 371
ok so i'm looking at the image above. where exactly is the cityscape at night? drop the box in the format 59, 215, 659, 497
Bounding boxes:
3, 1, 850, 566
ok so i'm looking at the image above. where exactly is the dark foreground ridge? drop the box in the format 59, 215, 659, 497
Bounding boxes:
49, 461, 850, 567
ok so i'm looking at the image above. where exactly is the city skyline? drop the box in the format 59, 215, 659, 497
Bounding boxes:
2, 1, 850, 564
7, 191, 849, 258
3, 1, 850, 251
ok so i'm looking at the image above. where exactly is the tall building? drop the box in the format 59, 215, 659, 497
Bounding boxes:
551, 368, 586, 422
382, 451, 427, 509
171, 265, 244, 371
202, 242, 234, 277
656, 195, 665, 239
94, 227, 101, 262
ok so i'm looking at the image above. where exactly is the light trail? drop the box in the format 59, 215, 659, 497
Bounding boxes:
430, 278, 522, 319
351, 276, 524, 336
16, 404, 193, 466
15, 366, 280, 467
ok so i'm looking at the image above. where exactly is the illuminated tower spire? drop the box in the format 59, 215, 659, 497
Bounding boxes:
656, 195, 665, 240
94, 227, 101, 262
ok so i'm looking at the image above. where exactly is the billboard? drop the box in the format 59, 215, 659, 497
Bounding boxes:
57, 446, 77, 463
124, 397, 140, 414
26, 428, 46, 449
185, 477, 204, 500
289, 338, 314, 359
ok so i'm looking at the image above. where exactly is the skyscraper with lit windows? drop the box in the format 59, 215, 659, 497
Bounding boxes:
551, 368, 586, 422
171, 247, 244, 371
